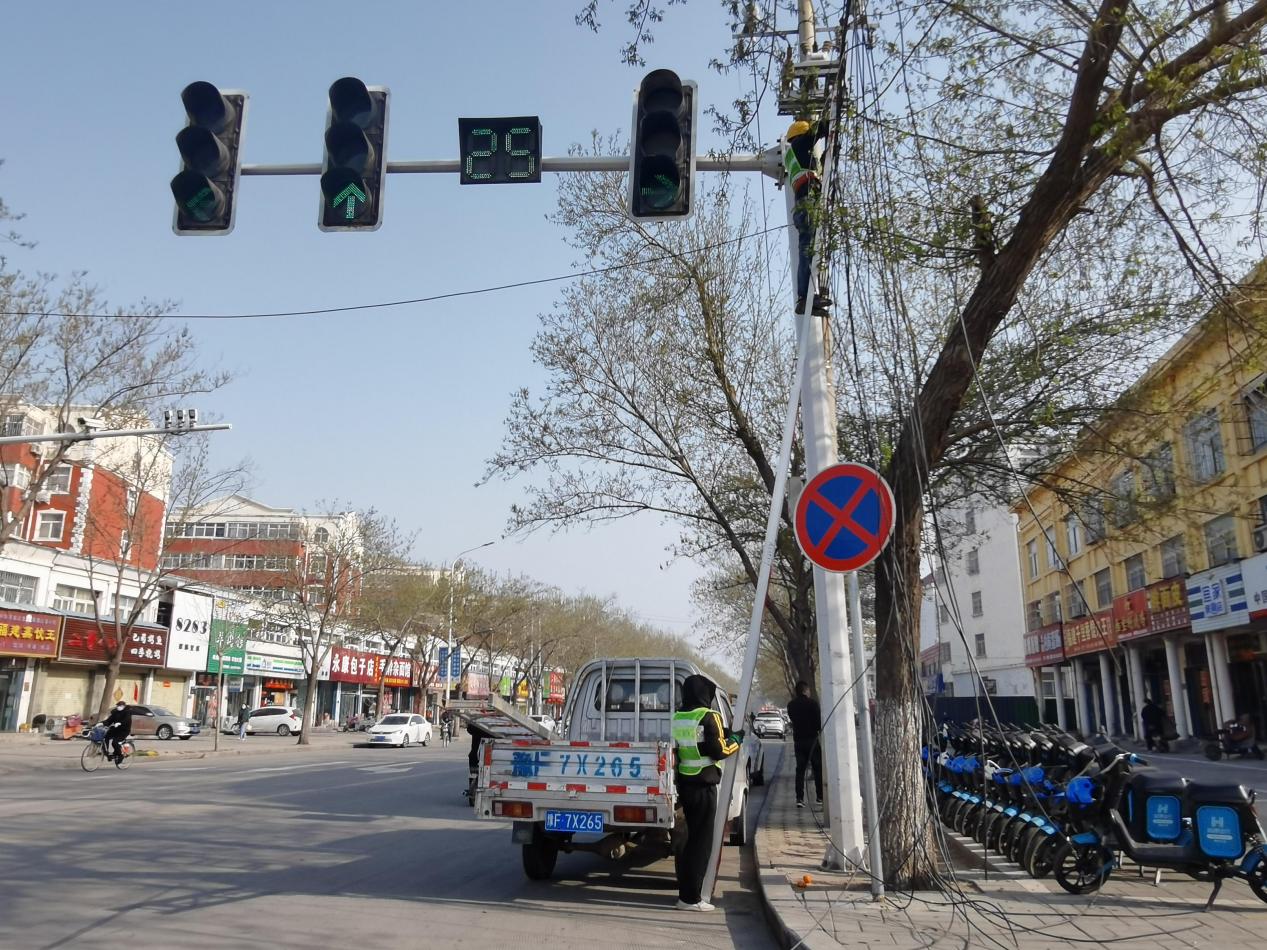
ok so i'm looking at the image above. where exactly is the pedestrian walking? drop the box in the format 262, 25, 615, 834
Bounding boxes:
236, 704, 249, 741
787, 681, 823, 807
1140, 697, 1165, 752
671, 674, 741, 912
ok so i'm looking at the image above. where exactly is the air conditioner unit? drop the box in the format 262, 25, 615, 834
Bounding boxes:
1254, 523, 1267, 554
34, 490, 51, 504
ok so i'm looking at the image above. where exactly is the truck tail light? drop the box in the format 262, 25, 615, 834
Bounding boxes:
494, 801, 533, 819
613, 805, 656, 823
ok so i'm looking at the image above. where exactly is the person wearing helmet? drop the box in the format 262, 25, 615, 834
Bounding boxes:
100, 701, 133, 764
671, 674, 742, 911
784, 115, 832, 316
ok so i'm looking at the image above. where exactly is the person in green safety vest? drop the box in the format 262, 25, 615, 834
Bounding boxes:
671, 673, 742, 911
784, 115, 832, 316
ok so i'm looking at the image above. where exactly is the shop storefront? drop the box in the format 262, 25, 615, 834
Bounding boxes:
1187, 563, 1249, 736
166, 589, 213, 719
244, 650, 305, 708
1023, 622, 1067, 726
1061, 611, 1119, 733
1112, 577, 1192, 740
0, 607, 63, 730
45, 616, 171, 717
1232, 552, 1267, 737
327, 647, 412, 723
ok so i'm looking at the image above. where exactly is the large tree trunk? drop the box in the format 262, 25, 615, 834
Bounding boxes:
95, 652, 125, 721
873, 493, 936, 888
298, 668, 319, 745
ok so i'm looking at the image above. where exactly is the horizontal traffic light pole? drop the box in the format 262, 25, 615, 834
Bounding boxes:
240, 151, 781, 177
0, 423, 232, 446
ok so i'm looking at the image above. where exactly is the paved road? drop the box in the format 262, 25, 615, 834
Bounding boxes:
0, 738, 780, 949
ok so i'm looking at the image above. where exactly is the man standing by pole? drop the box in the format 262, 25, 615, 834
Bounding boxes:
787, 681, 824, 808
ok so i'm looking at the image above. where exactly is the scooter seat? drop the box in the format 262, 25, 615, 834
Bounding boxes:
1186, 781, 1255, 808
1126, 769, 1189, 797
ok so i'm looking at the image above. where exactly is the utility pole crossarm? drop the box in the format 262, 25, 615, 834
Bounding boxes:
0, 423, 232, 446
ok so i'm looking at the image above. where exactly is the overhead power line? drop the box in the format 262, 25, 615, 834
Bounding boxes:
0, 223, 789, 323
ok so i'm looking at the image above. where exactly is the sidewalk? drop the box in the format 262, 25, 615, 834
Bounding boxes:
752, 742, 1266, 949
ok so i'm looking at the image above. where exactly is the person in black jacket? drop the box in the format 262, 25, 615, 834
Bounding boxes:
786, 681, 823, 807
100, 701, 132, 763
671, 674, 742, 911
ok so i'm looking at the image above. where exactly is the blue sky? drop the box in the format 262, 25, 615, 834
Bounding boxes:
0, 2, 792, 649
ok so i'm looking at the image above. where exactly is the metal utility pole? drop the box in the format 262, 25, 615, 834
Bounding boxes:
444, 541, 494, 707
785, 0, 866, 869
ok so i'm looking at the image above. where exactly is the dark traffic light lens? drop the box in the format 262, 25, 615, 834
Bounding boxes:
181, 81, 235, 132
329, 77, 374, 128
638, 156, 680, 210
176, 126, 229, 177
324, 122, 373, 174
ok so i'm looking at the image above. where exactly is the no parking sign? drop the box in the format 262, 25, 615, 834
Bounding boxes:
794, 462, 895, 572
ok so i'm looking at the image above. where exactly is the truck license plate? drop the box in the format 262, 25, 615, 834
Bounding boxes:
544, 810, 604, 833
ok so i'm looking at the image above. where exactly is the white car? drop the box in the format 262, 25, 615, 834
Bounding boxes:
529, 714, 556, 734
245, 706, 303, 736
365, 713, 432, 747
752, 711, 786, 739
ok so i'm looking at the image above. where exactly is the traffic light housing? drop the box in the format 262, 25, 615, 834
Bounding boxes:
628, 69, 696, 220
319, 77, 389, 232
171, 82, 248, 235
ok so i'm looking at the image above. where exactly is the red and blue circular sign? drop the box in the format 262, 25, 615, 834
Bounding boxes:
794, 462, 895, 572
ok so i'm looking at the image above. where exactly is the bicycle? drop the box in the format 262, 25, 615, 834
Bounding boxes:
81, 725, 133, 772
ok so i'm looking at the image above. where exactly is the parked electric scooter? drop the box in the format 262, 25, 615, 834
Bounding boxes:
1052, 751, 1267, 908
1204, 715, 1264, 761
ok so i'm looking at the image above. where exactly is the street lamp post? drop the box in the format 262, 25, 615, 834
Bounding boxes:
444, 541, 495, 708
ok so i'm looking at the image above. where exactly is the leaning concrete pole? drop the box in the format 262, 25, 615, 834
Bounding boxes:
787, 0, 866, 869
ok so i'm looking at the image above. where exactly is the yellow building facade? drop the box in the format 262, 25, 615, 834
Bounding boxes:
1016, 261, 1267, 741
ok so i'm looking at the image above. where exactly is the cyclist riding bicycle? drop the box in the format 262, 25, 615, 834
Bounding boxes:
100, 701, 132, 764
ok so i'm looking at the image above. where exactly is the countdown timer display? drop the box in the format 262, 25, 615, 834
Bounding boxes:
458, 116, 542, 184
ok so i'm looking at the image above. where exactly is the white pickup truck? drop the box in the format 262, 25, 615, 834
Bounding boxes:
473, 657, 765, 880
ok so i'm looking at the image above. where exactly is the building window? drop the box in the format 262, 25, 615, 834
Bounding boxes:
963, 507, 976, 534
1083, 495, 1107, 544
2, 414, 40, 437
938, 642, 951, 663
1064, 514, 1081, 557
45, 464, 72, 495
1027, 540, 1039, 579
1160, 534, 1187, 578
0, 570, 38, 605
1094, 568, 1113, 609
53, 584, 97, 615
1144, 443, 1176, 500
1044, 528, 1061, 570
975, 633, 986, 658
1125, 553, 1147, 591
308, 554, 328, 575
1203, 513, 1239, 567
313, 526, 331, 543
120, 531, 132, 560
970, 591, 983, 616
35, 511, 65, 541
938, 603, 950, 624
1066, 580, 1087, 618
1044, 591, 1063, 623
125, 485, 138, 515
966, 548, 980, 575
1111, 470, 1136, 528
1246, 379, 1267, 452
1184, 410, 1225, 482
2, 464, 31, 490
113, 593, 136, 619
1026, 600, 1042, 631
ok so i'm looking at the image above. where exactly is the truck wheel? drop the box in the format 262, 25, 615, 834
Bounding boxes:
728, 791, 749, 847
522, 839, 559, 880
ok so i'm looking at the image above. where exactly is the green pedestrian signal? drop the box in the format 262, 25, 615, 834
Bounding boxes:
319, 77, 389, 232
171, 82, 248, 235
628, 69, 696, 220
